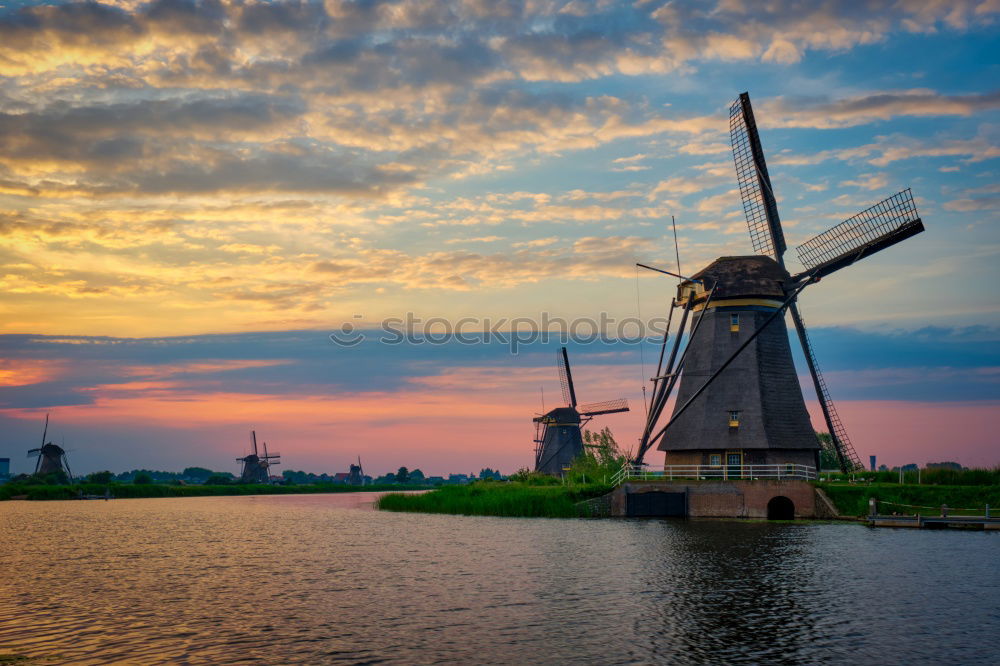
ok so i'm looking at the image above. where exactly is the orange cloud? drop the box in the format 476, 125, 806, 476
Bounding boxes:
0, 359, 67, 386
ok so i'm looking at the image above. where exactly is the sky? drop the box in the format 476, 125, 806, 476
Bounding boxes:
0, 0, 998, 476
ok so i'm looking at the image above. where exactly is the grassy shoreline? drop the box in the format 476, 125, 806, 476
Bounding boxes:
377, 482, 612, 518
378, 480, 1000, 520
0, 482, 431, 501
9, 477, 996, 518
817, 482, 1000, 517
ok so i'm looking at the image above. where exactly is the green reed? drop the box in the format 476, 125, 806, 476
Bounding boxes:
377, 481, 613, 518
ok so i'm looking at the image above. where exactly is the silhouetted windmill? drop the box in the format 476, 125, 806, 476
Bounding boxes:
27, 413, 72, 480
348, 457, 365, 486
633, 92, 924, 474
237, 430, 280, 483
533, 348, 629, 476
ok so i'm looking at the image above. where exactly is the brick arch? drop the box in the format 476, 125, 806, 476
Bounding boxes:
767, 495, 795, 520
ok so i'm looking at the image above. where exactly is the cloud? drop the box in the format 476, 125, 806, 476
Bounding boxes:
1, 324, 996, 415
444, 236, 503, 244
0, 94, 305, 168
612, 154, 648, 164
0, 0, 996, 339
760, 89, 1000, 129
943, 195, 1000, 211
695, 188, 740, 215
840, 173, 889, 191
858, 133, 1000, 167
772, 126, 1000, 168
512, 237, 558, 248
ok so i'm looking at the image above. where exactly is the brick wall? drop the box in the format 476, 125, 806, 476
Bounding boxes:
610, 480, 817, 518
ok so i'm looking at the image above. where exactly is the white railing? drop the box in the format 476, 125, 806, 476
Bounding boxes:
612, 463, 817, 485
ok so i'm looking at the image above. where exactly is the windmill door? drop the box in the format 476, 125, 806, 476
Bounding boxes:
726, 452, 743, 479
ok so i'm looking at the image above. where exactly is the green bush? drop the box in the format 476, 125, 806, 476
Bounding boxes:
86, 470, 113, 484
506, 468, 561, 485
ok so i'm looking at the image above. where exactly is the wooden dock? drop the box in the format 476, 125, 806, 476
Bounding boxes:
868, 514, 1000, 530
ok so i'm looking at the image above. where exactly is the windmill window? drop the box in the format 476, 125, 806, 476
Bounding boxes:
730, 314, 740, 332
728, 410, 740, 427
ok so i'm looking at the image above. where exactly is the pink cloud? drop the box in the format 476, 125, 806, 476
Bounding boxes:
2, 362, 994, 476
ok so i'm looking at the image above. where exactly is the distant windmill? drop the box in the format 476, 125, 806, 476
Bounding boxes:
633, 92, 924, 474
27, 413, 72, 480
237, 430, 280, 483
533, 348, 629, 476
348, 457, 365, 486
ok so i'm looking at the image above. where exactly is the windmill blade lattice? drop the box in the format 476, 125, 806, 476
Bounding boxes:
729, 93, 786, 261
556, 348, 577, 408
788, 304, 864, 471
578, 398, 629, 417
795, 189, 923, 279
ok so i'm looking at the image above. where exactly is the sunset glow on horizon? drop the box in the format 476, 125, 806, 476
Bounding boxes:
1, 0, 997, 476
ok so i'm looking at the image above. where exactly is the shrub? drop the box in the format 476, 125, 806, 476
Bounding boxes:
87, 471, 114, 484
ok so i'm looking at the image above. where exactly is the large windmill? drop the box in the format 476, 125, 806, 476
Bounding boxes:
533, 347, 629, 476
27, 413, 73, 480
633, 92, 924, 474
237, 430, 280, 483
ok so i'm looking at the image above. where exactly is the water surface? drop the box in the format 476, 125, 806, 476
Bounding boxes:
1, 493, 997, 664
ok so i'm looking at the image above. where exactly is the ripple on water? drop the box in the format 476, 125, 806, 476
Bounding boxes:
1, 494, 998, 664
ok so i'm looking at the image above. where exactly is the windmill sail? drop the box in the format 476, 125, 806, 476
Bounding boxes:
729, 92, 786, 261
578, 399, 629, 417
61, 450, 73, 481
789, 304, 864, 471
557, 347, 577, 408
728, 92, 893, 474
794, 189, 923, 281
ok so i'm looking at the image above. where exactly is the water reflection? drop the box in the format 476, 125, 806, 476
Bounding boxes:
645, 522, 821, 663
0, 496, 997, 664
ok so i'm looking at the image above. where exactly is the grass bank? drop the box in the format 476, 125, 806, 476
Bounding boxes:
377, 482, 613, 518
0, 482, 430, 501
818, 483, 1000, 517
820, 467, 999, 486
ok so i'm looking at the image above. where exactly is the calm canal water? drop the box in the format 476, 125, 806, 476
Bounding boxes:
1, 493, 998, 664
